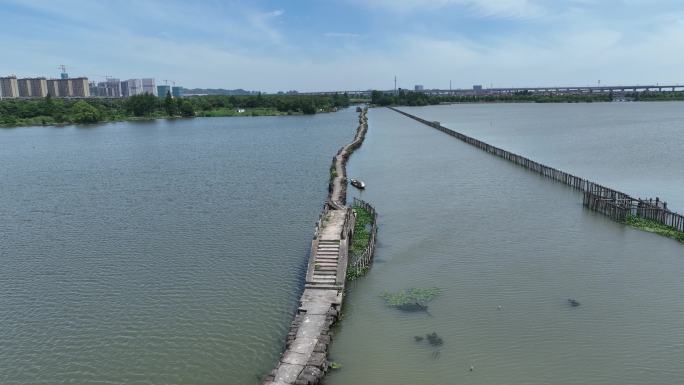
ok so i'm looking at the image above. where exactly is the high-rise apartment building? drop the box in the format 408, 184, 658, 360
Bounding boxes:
171, 86, 183, 98
89, 81, 98, 97
16, 77, 48, 98
120, 81, 130, 97
0, 76, 19, 98
121, 79, 143, 97
29, 78, 48, 98
142, 78, 156, 96
96, 79, 122, 97
157, 85, 171, 98
57, 79, 72, 97
47, 79, 60, 97
17, 78, 31, 97
70, 78, 90, 97
46, 77, 89, 98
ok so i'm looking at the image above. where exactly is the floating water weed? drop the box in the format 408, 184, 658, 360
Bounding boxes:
380, 287, 440, 312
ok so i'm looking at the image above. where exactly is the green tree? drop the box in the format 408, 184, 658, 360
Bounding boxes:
164, 91, 177, 116
179, 100, 195, 117
125, 94, 158, 116
71, 101, 103, 124
302, 102, 316, 114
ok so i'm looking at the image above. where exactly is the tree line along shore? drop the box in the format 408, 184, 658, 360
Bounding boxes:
370, 89, 684, 106
0, 92, 351, 127
3, 89, 683, 127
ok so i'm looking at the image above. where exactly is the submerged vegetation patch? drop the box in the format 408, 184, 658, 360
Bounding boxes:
414, 332, 445, 359
626, 214, 684, 243
346, 266, 369, 281
380, 287, 441, 312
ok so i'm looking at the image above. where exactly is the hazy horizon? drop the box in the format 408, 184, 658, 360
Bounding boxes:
2, 0, 683, 92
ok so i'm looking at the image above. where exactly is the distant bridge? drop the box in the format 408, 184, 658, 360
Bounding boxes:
297, 84, 684, 98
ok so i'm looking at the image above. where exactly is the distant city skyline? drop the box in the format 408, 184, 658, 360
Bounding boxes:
2, 0, 684, 92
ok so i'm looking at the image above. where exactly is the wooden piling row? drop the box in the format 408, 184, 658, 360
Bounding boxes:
389, 107, 684, 232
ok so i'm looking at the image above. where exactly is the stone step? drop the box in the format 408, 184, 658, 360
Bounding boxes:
305, 283, 341, 290
314, 263, 338, 268
312, 276, 336, 282
314, 269, 337, 275
315, 258, 339, 263
318, 240, 340, 244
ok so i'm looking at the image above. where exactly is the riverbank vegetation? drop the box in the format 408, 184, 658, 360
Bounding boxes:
368, 89, 684, 106
371, 89, 615, 106
626, 215, 684, 243
0, 92, 350, 127
628, 91, 684, 101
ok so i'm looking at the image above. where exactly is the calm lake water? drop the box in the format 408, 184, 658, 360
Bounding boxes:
0, 111, 357, 385
327, 105, 684, 385
3, 103, 683, 385
400, 102, 684, 210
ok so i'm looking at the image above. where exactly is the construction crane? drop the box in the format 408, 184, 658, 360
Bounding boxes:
162, 79, 176, 86
57, 64, 69, 79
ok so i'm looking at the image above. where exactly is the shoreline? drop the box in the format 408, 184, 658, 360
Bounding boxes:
0, 109, 337, 129
4, 99, 684, 129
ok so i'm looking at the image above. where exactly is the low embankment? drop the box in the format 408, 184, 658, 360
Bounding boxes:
262, 107, 374, 385
389, 107, 684, 240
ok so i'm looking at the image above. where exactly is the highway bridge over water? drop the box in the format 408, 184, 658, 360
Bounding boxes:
299, 84, 684, 98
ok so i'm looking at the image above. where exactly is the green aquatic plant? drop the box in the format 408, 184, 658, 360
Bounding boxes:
380, 287, 441, 312
329, 362, 342, 370
625, 214, 684, 243
350, 204, 374, 256
346, 266, 369, 281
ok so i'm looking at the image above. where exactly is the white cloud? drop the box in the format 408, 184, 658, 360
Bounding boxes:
349, 0, 546, 19
324, 32, 362, 38
3, 0, 684, 90
246, 9, 285, 43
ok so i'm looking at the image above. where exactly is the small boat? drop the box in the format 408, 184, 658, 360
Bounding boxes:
350, 178, 365, 189
568, 298, 580, 307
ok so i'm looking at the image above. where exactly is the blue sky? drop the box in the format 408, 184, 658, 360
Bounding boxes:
1, 0, 683, 91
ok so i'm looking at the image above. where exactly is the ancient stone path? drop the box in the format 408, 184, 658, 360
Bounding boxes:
262, 108, 368, 385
